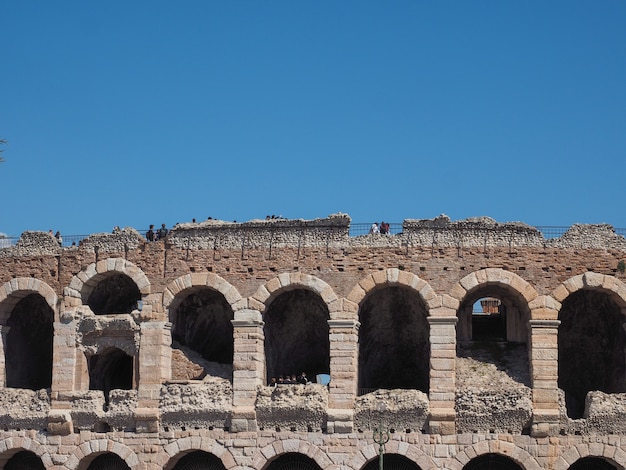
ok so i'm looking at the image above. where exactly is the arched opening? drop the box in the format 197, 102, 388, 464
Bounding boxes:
264, 453, 322, 470
358, 286, 429, 394
170, 451, 226, 470
88, 347, 133, 407
264, 289, 330, 384
5, 293, 53, 389
456, 285, 531, 433
558, 289, 626, 419
569, 457, 618, 470
87, 273, 141, 315
84, 453, 131, 470
171, 288, 234, 365
462, 453, 523, 470
362, 454, 423, 470
4, 450, 45, 470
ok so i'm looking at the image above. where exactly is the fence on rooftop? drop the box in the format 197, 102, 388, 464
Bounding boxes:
1, 224, 625, 248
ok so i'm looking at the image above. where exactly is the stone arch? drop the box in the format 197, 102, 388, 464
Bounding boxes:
0, 278, 56, 390
163, 273, 245, 314
448, 441, 542, 470
0, 437, 53, 469
347, 441, 437, 470
452, 268, 537, 342
0, 277, 57, 324
253, 440, 334, 470
554, 272, 626, 419
259, 275, 332, 382
353, 269, 433, 394
346, 268, 438, 312
552, 272, 626, 309
552, 444, 626, 470
67, 439, 139, 470
165, 274, 239, 366
65, 258, 150, 309
161, 437, 237, 470
251, 272, 340, 318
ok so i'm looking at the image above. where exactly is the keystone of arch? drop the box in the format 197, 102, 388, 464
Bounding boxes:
347, 441, 437, 470
66, 258, 151, 302
0, 437, 53, 469
552, 272, 626, 308
65, 439, 139, 470
161, 437, 237, 470
253, 439, 332, 470
448, 440, 541, 470
551, 443, 626, 470
163, 273, 243, 312
346, 269, 438, 310
0, 277, 57, 313
452, 268, 538, 305
251, 273, 338, 314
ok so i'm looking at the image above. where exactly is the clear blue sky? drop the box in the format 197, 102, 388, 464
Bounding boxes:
1, 1, 625, 237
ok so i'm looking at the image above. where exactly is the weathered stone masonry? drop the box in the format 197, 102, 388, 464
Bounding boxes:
0, 214, 626, 469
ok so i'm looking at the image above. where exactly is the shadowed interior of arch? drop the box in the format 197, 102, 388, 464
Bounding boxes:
171, 287, 234, 366
264, 289, 330, 383
558, 289, 626, 419
88, 347, 133, 407
6, 293, 53, 390
87, 273, 141, 315
170, 450, 227, 470
358, 285, 429, 393
4, 450, 45, 470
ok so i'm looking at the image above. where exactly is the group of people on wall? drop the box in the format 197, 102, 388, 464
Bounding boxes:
369, 221, 391, 235
146, 224, 169, 241
269, 372, 311, 387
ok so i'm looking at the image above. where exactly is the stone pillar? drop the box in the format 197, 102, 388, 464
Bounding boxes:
0, 325, 10, 387
529, 319, 561, 437
326, 319, 359, 433
134, 321, 171, 433
427, 315, 458, 435
48, 313, 77, 435
230, 309, 264, 432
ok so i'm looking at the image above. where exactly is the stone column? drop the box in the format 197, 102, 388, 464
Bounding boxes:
134, 321, 171, 433
529, 319, 561, 437
326, 319, 359, 433
427, 315, 458, 435
230, 309, 264, 432
48, 312, 77, 435
0, 325, 10, 387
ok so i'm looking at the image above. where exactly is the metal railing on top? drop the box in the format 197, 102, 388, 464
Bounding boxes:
1, 224, 625, 248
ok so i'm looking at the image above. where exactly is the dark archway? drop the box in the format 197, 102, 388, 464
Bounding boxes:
569, 457, 618, 470
462, 453, 523, 470
171, 451, 226, 470
89, 347, 133, 406
171, 288, 234, 364
264, 453, 322, 470
5, 293, 53, 389
264, 289, 330, 383
4, 450, 45, 470
362, 454, 422, 470
87, 273, 141, 315
358, 285, 429, 394
558, 290, 626, 418
85, 453, 131, 470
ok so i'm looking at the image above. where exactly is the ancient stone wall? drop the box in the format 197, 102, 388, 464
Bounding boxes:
0, 214, 625, 470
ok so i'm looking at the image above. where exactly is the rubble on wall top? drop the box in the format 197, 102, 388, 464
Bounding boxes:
1, 213, 625, 255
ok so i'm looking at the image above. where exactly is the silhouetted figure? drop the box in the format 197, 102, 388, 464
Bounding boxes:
157, 224, 168, 240
146, 225, 155, 242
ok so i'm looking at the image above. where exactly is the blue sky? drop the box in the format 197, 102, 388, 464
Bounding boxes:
1, 1, 625, 237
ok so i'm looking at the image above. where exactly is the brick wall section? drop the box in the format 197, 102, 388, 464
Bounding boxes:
1, 217, 626, 469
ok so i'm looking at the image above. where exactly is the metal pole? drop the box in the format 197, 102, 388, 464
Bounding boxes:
373, 422, 389, 470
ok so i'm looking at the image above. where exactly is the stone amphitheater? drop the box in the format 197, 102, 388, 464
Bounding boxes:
0, 213, 625, 470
